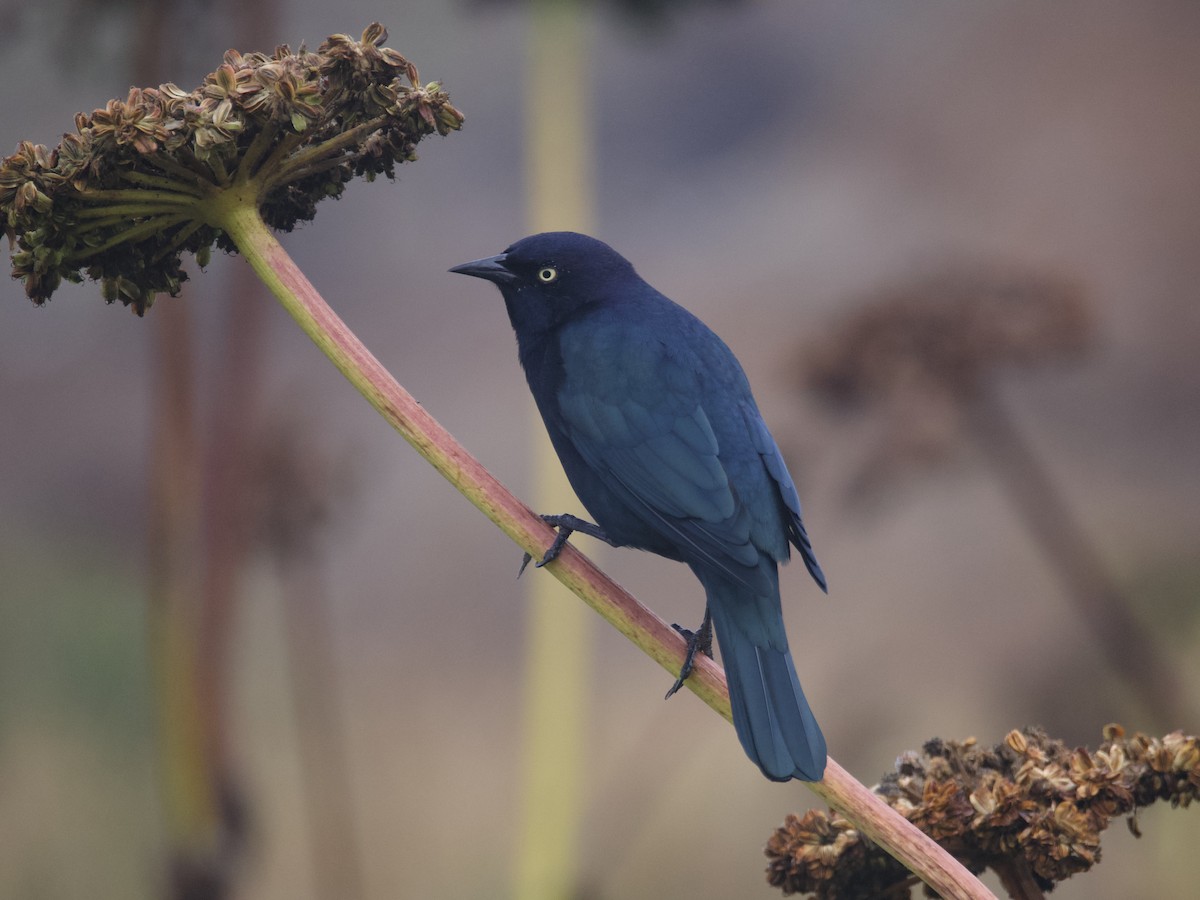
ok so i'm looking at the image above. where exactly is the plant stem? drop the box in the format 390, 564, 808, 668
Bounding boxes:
265, 116, 388, 190
252, 130, 307, 184
72, 214, 191, 259
145, 152, 216, 186
964, 383, 1190, 728
517, 2, 597, 895
211, 196, 995, 900
236, 124, 280, 182
263, 154, 352, 190
146, 294, 213, 849
275, 529, 369, 900
178, 147, 219, 180
120, 169, 208, 196
77, 214, 164, 234
77, 189, 201, 206
151, 220, 205, 263
207, 151, 231, 186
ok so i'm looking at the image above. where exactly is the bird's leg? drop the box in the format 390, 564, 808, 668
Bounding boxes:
664, 605, 714, 699
518, 513, 616, 576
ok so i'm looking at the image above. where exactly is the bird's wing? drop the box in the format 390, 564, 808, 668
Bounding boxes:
741, 402, 827, 592
559, 390, 760, 579
554, 327, 774, 587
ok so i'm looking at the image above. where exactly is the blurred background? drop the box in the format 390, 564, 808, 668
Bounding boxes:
1, 1, 1198, 898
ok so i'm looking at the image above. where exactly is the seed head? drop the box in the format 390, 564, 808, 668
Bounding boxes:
1, 23, 463, 314
765, 726, 1200, 897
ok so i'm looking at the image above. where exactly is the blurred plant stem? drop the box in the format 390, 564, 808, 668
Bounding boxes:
137, 3, 243, 896
256, 428, 367, 900
962, 383, 1190, 728
147, 295, 224, 893
516, 0, 596, 897
278, 552, 367, 900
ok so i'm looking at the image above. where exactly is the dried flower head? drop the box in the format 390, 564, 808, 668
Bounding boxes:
804, 266, 1092, 410
796, 265, 1093, 504
0, 23, 463, 314
765, 726, 1200, 898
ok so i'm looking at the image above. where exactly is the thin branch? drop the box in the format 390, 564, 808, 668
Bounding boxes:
964, 383, 1189, 727
76, 213, 169, 234
250, 130, 307, 183
151, 220, 205, 263
234, 121, 280, 182
120, 169, 208, 196
77, 188, 201, 206
71, 214, 191, 259
144, 152, 217, 187
206, 151, 232, 187
262, 153, 350, 191
266, 115, 388, 189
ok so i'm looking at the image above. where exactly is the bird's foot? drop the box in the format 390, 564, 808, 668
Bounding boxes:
664, 607, 714, 699
518, 513, 615, 577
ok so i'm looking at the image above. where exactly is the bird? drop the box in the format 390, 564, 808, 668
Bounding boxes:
450, 232, 828, 782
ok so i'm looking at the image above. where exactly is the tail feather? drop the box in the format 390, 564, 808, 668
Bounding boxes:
707, 584, 826, 782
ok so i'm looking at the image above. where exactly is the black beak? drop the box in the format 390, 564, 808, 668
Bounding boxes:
448, 253, 516, 284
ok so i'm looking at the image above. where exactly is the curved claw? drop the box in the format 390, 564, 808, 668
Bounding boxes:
536, 525, 575, 568
664, 607, 714, 699
517, 513, 616, 578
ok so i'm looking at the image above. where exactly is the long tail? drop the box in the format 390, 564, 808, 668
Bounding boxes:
704, 577, 826, 782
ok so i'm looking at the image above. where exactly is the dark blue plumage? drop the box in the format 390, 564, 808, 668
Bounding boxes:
451, 232, 828, 781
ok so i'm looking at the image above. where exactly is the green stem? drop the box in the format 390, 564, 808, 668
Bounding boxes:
77, 214, 160, 234
265, 116, 387, 190
72, 214, 191, 260
75, 190, 199, 208
75, 201, 197, 219
119, 170, 207, 196
210, 196, 995, 900
252, 130, 307, 184
235, 122, 280, 182
145, 153, 215, 186
206, 151, 231, 186
151, 220, 205, 263
264, 154, 351, 189
178, 148, 218, 180
519, 3, 593, 895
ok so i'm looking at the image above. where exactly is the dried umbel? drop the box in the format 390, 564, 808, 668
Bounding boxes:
803, 266, 1092, 410
796, 265, 1094, 506
0, 23, 462, 314
765, 726, 1200, 898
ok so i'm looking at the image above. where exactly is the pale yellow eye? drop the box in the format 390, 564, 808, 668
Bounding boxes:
537, 267, 558, 284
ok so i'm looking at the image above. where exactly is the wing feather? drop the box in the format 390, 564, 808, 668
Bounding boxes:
553, 311, 821, 592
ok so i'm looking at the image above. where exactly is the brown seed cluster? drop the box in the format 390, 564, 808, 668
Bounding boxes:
803, 266, 1091, 411
0, 23, 463, 313
795, 265, 1094, 503
765, 726, 1200, 898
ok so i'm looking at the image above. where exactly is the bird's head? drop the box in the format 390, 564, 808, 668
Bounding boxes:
450, 232, 639, 337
